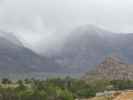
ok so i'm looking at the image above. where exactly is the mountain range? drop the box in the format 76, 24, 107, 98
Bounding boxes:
1, 24, 133, 76
37, 24, 133, 73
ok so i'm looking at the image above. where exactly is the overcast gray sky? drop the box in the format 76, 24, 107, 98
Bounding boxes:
0, 0, 133, 48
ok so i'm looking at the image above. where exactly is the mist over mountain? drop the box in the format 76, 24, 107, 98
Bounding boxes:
1, 23, 133, 75
34, 25, 133, 73
0, 30, 63, 73
0, 0, 133, 75
0, 30, 23, 46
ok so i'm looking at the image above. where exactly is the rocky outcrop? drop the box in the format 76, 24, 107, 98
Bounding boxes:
83, 56, 133, 80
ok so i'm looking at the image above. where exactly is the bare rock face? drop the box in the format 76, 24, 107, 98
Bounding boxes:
83, 56, 133, 80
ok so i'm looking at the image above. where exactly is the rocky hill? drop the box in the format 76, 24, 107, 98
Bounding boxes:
83, 56, 133, 80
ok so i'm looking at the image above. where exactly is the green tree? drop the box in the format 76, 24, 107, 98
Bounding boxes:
16, 80, 26, 91
1, 78, 12, 84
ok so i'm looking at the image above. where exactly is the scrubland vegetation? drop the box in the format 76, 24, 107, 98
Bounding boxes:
0, 77, 133, 100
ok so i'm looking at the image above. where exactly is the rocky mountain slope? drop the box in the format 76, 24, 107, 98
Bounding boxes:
83, 56, 133, 80
0, 31, 62, 73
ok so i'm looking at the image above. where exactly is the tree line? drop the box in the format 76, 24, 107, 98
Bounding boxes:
0, 77, 133, 100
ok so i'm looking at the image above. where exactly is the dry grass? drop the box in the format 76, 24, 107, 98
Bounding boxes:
89, 96, 112, 100
113, 91, 133, 100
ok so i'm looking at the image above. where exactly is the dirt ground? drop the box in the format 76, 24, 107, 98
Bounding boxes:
87, 90, 133, 100
113, 91, 133, 100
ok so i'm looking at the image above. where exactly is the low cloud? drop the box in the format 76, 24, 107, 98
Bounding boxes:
0, 0, 133, 49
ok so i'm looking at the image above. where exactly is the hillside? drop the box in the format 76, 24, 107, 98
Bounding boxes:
37, 25, 133, 73
83, 56, 133, 80
0, 31, 62, 73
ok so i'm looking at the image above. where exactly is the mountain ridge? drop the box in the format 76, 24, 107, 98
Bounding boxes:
0, 30, 63, 73
38, 25, 133, 73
